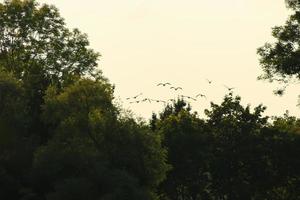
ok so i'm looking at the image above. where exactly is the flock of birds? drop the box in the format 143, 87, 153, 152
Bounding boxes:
125, 79, 236, 105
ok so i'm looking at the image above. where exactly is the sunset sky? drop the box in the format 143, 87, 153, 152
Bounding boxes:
37, 0, 297, 119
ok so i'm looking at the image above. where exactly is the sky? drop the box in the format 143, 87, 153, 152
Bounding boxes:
36, 0, 298, 119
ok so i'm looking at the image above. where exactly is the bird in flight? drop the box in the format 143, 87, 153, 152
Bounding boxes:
196, 93, 207, 99
157, 82, 171, 87
206, 79, 212, 84
189, 97, 197, 101
150, 99, 161, 103
151, 99, 166, 103
133, 93, 143, 99
142, 98, 152, 103
170, 86, 183, 91
126, 93, 143, 100
129, 100, 140, 104
181, 95, 197, 101
223, 85, 235, 91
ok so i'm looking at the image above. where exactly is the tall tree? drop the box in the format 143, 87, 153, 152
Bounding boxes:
0, 0, 103, 140
0, 1, 170, 200
156, 95, 300, 200
154, 99, 214, 200
0, 69, 35, 200
258, 0, 300, 88
0, 0, 101, 83
205, 94, 271, 199
31, 79, 169, 200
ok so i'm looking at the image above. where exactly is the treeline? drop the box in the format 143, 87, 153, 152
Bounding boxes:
155, 98, 300, 199
1, 0, 300, 200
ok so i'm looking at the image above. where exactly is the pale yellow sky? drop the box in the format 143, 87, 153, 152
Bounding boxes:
36, 1, 299, 118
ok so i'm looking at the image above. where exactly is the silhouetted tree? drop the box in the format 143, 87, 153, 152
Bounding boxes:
0, 0, 103, 142
0, 69, 34, 200
31, 79, 169, 199
155, 99, 213, 200
0, 1, 169, 199
157, 94, 300, 200
2, 1, 300, 200
258, 0, 300, 89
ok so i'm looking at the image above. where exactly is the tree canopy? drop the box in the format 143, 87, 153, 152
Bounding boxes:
1, 0, 300, 200
0, 1, 169, 199
258, 0, 300, 84
0, 0, 101, 83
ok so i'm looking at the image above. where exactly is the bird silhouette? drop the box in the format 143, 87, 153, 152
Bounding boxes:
157, 82, 171, 87
189, 97, 197, 101
150, 99, 160, 103
223, 85, 235, 91
196, 93, 207, 99
181, 95, 196, 101
151, 99, 166, 103
170, 86, 183, 91
142, 98, 152, 103
126, 93, 143, 100
133, 93, 143, 99
206, 79, 212, 84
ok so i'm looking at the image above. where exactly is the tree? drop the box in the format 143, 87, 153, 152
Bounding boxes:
272, 111, 300, 134
205, 93, 272, 199
154, 99, 214, 200
0, 0, 101, 83
156, 94, 300, 200
0, 68, 27, 130
257, 0, 300, 89
30, 79, 169, 200
0, 1, 112, 198
0, 69, 36, 200
0, 0, 103, 140
42, 78, 116, 147
0, 1, 170, 199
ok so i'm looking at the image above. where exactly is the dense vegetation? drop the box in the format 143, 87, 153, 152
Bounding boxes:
1, 0, 300, 199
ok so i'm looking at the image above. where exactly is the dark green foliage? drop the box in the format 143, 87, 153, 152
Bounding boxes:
0, 69, 27, 130
258, 0, 300, 85
0, 0, 101, 83
25, 79, 167, 199
205, 94, 269, 199
1, 1, 300, 200
0, 69, 36, 200
0, 0, 103, 142
0, 1, 168, 199
157, 103, 213, 200
155, 95, 300, 200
